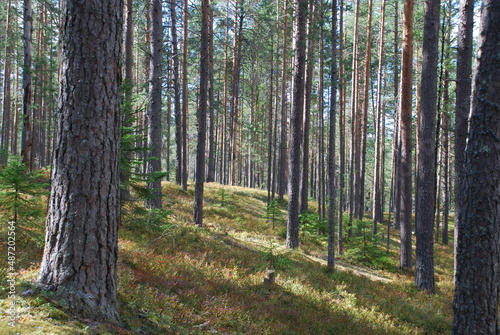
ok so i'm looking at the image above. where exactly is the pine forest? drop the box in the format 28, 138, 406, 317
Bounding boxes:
0, 0, 498, 333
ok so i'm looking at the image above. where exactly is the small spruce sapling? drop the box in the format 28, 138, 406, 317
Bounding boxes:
0, 156, 48, 222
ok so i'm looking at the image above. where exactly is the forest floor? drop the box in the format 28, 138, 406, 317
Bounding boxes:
0, 181, 455, 334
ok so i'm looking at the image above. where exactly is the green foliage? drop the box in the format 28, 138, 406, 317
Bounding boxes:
214, 186, 232, 208
300, 212, 327, 236
343, 219, 396, 271
0, 156, 49, 222
264, 198, 284, 229
259, 241, 293, 271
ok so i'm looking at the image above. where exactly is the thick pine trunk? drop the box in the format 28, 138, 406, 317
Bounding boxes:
181, 0, 189, 191
38, 0, 122, 321
21, 0, 33, 171
453, 0, 500, 331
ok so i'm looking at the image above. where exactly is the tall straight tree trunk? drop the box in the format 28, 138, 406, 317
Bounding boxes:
286, 0, 308, 249
348, 0, 361, 225
121, 0, 134, 200
453, 0, 500, 331
399, 0, 414, 270
193, 0, 210, 227
21, 0, 33, 171
415, 0, 440, 293
372, 0, 386, 233
267, 35, 275, 203
206, 6, 216, 183
229, 0, 244, 186
145, 0, 163, 209
181, 0, 189, 191
277, 0, 289, 201
38, 0, 123, 320
327, 0, 338, 271
358, 0, 374, 220
300, 0, 317, 214
318, 26, 326, 221
337, 0, 345, 255
170, 0, 183, 186
1, 0, 13, 164
453, 0, 474, 281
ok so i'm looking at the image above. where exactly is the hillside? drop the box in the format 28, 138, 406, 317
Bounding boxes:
0, 182, 454, 334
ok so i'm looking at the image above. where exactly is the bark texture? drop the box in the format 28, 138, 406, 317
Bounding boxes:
453, 0, 500, 332
415, 0, 440, 293
38, 0, 122, 321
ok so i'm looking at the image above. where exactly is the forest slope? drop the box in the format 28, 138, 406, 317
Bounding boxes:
0, 182, 454, 334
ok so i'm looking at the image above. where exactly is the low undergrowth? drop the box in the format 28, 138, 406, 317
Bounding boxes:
0, 181, 454, 334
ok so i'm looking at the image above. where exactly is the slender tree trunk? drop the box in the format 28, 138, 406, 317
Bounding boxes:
300, 0, 317, 214
1, 0, 13, 164
121, 0, 134, 200
453, 0, 474, 282
181, 0, 189, 191
21, 0, 33, 171
193, 0, 210, 227
453, 1, 500, 330
229, 0, 244, 186
337, 0, 345, 255
286, 0, 308, 249
278, 0, 289, 201
399, 0, 414, 270
145, 0, 163, 209
359, 0, 374, 220
38, 0, 123, 320
170, 0, 183, 186
372, 0, 386, 234
328, 0, 338, 271
348, 0, 361, 226
206, 6, 216, 183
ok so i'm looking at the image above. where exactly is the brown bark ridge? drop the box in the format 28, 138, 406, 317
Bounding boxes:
453, 0, 500, 332
286, 0, 308, 249
415, 0, 440, 293
38, 0, 123, 321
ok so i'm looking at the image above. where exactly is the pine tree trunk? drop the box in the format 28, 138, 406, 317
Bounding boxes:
327, 0, 338, 271
300, 1, 317, 214
337, 0, 345, 255
170, 0, 183, 186
206, 7, 216, 183
193, 0, 210, 227
399, 0, 414, 270
453, 0, 474, 281
277, 0, 289, 202
415, 0, 440, 293
1, 0, 13, 164
286, 0, 308, 249
145, 0, 163, 209
21, 0, 33, 171
181, 0, 189, 191
38, 0, 122, 321
121, 0, 134, 200
359, 0, 374, 220
372, 0, 386, 233
453, 1, 500, 330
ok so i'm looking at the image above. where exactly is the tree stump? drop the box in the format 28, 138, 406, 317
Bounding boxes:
264, 269, 275, 286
